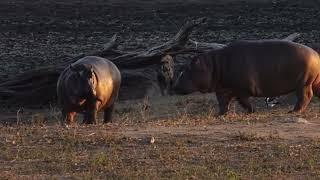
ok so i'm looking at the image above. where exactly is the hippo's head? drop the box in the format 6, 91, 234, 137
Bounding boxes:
173, 54, 214, 95
69, 63, 97, 98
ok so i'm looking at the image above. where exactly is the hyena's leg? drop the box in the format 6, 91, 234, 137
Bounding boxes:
216, 91, 234, 115
237, 97, 255, 113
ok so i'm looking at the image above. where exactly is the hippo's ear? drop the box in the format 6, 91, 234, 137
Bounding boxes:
85, 64, 93, 72
88, 65, 94, 78
70, 64, 92, 73
77, 64, 94, 78
70, 64, 85, 72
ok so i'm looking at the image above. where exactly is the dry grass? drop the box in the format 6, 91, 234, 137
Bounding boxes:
1, 94, 320, 179
1, 0, 320, 178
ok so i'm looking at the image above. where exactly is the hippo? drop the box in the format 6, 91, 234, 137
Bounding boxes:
174, 40, 320, 115
57, 56, 121, 124
264, 43, 320, 107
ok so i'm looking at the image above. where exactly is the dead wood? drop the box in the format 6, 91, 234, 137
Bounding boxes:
282, 33, 300, 41
0, 5, 309, 107
310, 43, 320, 54
186, 32, 301, 51
0, 18, 208, 106
112, 17, 207, 69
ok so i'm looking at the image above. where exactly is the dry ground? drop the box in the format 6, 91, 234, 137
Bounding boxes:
1, 94, 320, 179
1, 0, 320, 179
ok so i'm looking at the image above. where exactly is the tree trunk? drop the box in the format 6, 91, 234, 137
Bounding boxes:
0, 15, 308, 107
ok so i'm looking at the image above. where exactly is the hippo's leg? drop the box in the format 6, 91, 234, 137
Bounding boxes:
86, 100, 101, 124
104, 104, 114, 123
216, 91, 233, 115
62, 110, 76, 124
82, 112, 89, 124
237, 97, 255, 113
292, 85, 313, 113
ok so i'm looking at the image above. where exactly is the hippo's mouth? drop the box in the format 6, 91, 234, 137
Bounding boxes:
78, 99, 86, 106
70, 95, 87, 106
199, 89, 210, 93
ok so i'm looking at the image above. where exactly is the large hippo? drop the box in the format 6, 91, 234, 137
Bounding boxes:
57, 56, 121, 124
264, 43, 320, 108
174, 40, 320, 115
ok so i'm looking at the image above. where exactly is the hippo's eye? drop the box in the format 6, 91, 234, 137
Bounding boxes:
79, 71, 85, 77
78, 70, 90, 79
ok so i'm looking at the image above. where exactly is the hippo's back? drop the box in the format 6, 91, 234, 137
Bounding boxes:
217, 40, 320, 97
73, 56, 120, 81
224, 40, 317, 61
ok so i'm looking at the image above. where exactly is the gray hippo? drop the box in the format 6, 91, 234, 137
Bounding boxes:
57, 56, 121, 124
174, 40, 320, 115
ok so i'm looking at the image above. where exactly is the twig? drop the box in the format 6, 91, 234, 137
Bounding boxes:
16, 108, 23, 125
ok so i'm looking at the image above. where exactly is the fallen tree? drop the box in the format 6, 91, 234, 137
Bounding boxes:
0, 17, 312, 106
0, 17, 210, 106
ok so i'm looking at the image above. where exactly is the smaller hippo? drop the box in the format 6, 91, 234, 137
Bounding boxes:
174, 40, 320, 115
57, 56, 121, 124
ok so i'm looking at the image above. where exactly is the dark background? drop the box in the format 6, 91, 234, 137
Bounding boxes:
0, 0, 319, 79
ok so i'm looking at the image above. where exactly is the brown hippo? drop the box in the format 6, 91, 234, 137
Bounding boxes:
174, 40, 320, 115
57, 56, 121, 124
264, 43, 320, 108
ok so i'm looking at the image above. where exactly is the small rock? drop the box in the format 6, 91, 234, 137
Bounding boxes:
150, 137, 155, 144
283, 117, 311, 124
